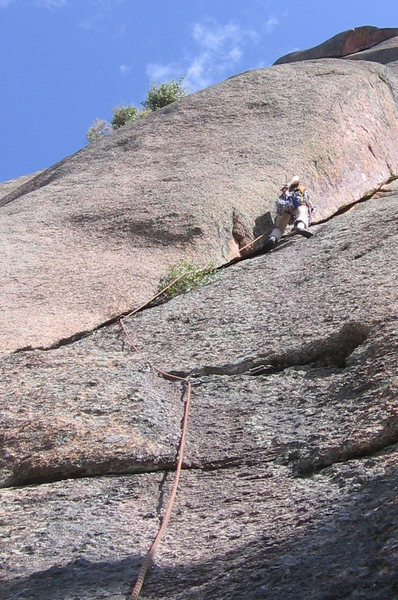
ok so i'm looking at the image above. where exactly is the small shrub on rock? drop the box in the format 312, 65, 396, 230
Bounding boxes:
111, 105, 142, 129
86, 118, 112, 143
87, 77, 187, 142
142, 78, 187, 112
158, 260, 217, 299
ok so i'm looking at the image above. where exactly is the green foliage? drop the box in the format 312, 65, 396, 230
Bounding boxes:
158, 260, 217, 299
142, 78, 187, 112
87, 77, 187, 141
86, 118, 112, 143
111, 105, 142, 129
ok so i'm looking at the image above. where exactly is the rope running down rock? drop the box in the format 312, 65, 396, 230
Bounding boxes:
118, 275, 192, 600
121, 243, 263, 597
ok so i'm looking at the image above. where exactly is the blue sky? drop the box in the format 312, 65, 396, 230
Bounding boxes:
0, 0, 397, 182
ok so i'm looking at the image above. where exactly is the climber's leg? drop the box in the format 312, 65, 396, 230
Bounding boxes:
271, 212, 291, 241
264, 212, 291, 251
294, 205, 314, 238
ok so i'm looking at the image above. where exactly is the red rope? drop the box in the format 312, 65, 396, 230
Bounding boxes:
122, 247, 256, 596
119, 308, 192, 600
128, 376, 191, 600
123, 272, 187, 321
238, 233, 264, 253
119, 318, 140, 352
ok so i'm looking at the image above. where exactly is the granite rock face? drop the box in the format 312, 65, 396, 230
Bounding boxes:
345, 34, 398, 75
1, 26, 398, 600
1, 59, 398, 353
0, 171, 42, 201
274, 25, 398, 64
275, 25, 398, 77
1, 182, 398, 599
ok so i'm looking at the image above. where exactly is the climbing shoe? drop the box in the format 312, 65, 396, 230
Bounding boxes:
296, 228, 314, 239
263, 236, 277, 252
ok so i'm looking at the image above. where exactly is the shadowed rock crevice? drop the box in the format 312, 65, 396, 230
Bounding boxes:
13, 422, 396, 490
3, 456, 177, 489
14, 328, 97, 354
171, 322, 369, 379
3, 450, 275, 490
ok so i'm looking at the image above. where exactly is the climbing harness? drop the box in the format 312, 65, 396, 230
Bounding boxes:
276, 189, 315, 223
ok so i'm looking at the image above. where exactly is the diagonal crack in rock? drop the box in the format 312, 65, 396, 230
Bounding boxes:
9, 176, 396, 357
292, 417, 398, 477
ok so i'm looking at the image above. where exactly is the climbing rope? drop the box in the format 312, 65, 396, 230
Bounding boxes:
118, 279, 192, 600
128, 373, 191, 600
121, 242, 261, 597
239, 233, 265, 253
123, 272, 187, 320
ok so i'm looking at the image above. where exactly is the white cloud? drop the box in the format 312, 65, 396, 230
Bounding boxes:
229, 46, 242, 61
119, 64, 131, 76
266, 17, 278, 34
79, 0, 126, 31
146, 62, 181, 83
35, 0, 68, 8
185, 53, 212, 90
146, 20, 258, 94
193, 22, 244, 51
186, 21, 257, 91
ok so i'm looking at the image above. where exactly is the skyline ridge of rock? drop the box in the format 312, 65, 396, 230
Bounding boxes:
274, 24, 398, 67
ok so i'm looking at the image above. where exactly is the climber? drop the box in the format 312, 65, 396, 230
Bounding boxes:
263, 176, 315, 252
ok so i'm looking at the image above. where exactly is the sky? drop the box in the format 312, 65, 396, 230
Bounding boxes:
0, 0, 397, 183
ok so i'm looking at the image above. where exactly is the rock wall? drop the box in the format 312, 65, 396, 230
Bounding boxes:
1, 26, 398, 600
274, 25, 398, 64
1, 181, 398, 599
1, 59, 398, 353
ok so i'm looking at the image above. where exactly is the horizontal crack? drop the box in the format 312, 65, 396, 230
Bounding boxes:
171, 321, 369, 380
2, 452, 277, 490
6, 432, 397, 490
13, 300, 169, 354
188, 447, 280, 472
2, 457, 177, 489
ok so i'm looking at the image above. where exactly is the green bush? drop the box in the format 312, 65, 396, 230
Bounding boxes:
142, 78, 187, 112
86, 118, 112, 143
111, 105, 142, 129
87, 77, 187, 141
158, 260, 217, 299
